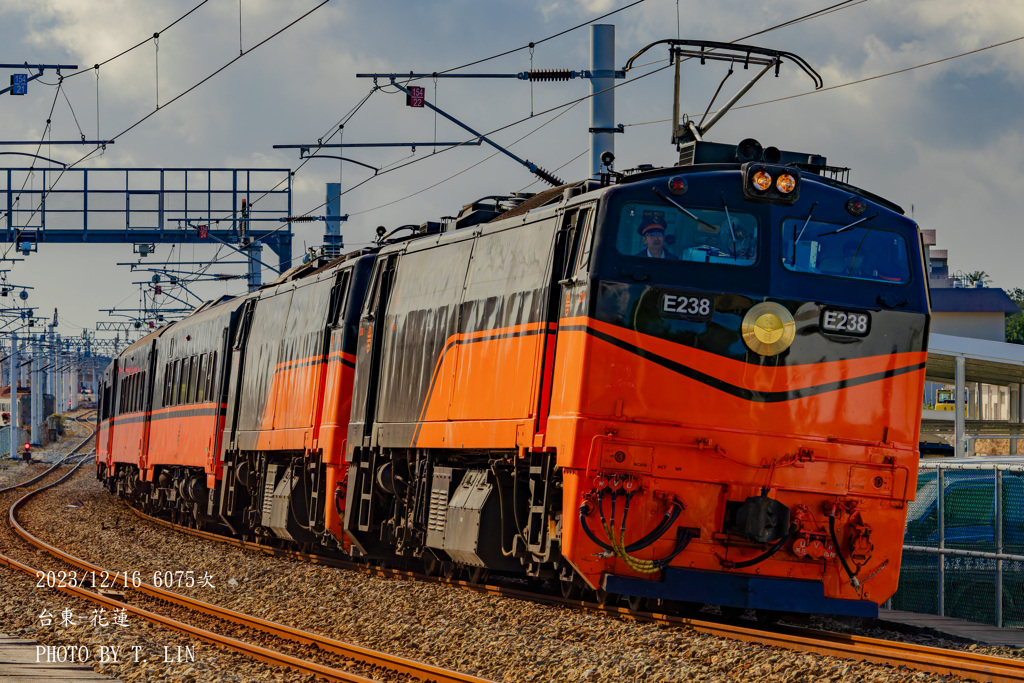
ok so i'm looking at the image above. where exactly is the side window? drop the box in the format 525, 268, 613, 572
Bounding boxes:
188, 355, 200, 404
168, 362, 179, 405
234, 301, 255, 350
178, 358, 190, 405
328, 270, 352, 326
574, 207, 594, 274
207, 351, 217, 401
195, 355, 206, 403
363, 258, 388, 318
166, 363, 174, 406
560, 209, 583, 282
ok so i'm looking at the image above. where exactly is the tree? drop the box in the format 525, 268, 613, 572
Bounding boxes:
1006, 287, 1024, 343
966, 270, 990, 287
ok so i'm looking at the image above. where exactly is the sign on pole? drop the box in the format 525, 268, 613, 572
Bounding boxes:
407, 86, 425, 108
10, 74, 27, 96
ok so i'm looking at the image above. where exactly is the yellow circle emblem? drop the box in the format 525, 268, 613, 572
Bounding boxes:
742, 302, 796, 356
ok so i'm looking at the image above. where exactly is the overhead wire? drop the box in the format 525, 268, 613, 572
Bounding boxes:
7, 1, 333, 276
181, 0, 848, 275
432, 0, 649, 78
62, 0, 214, 79
297, 0, 870, 220
623, 32, 1024, 129
1, 0, 223, 262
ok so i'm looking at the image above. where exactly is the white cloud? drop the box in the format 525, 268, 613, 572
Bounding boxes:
5, 0, 1024, 337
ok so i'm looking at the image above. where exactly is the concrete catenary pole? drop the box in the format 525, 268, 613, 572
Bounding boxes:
70, 350, 79, 410
30, 337, 40, 444
9, 333, 17, 460
48, 325, 55, 416
590, 24, 615, 179
55, 333, 63, 414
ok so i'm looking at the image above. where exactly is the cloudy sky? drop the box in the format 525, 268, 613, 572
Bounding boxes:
2, 0, 1023, 345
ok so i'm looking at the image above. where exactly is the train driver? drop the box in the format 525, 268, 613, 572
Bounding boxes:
635, 216, 678, 259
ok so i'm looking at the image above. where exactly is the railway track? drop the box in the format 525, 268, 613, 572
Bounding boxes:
124, 499, 1024, 682
1, 430, 492, 683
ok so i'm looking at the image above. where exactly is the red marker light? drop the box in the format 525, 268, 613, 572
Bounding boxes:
846, 197, 867, 216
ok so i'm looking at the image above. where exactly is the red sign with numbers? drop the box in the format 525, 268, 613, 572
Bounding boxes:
407, 86, 425, 108
197, 225, 209, 239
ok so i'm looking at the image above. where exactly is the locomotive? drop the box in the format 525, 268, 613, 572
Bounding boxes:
96, 41, 929, 619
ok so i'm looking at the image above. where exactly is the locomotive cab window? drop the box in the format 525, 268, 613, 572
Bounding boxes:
781, 218, 911, 284
617, 201, 757, 265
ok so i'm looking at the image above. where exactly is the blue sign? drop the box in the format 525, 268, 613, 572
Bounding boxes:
10, 74, 27, 96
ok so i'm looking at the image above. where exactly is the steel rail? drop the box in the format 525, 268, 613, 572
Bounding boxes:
126, 503, 1024, 682
0, 457, 383, 683
8, 463, 495, 683
0, 413, 97, 494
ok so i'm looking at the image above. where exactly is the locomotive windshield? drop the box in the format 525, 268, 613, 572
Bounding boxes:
616, 201, 758, 265
781, 217, 911, 284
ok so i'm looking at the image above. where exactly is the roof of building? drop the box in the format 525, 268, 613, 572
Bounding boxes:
930, 287, 1020, 314
926, 333, 1024, 385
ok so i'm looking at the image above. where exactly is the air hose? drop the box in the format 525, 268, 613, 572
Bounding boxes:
828, 511, 862, 592
580, 490, 691, 574
720, 523, 798, 569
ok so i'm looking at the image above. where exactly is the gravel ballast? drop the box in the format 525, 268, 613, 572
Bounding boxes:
3, 451, 1002, 682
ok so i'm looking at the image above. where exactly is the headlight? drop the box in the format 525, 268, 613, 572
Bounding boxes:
742, 163, 801, 205
752, 171, 772, 191
741, 302, 796, 356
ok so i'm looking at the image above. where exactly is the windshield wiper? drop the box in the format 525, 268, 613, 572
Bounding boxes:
819, 211, 878, 237
720, 194, 737, 259
791, 202, 818, 266
652, 187, 720, 233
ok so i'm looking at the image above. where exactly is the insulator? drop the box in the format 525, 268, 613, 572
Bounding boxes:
528, 69, 572, 82
285, 215, 320, 222
532, 165, 565, 188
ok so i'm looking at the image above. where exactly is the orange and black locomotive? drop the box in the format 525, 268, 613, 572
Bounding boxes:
97, 41, 928, 618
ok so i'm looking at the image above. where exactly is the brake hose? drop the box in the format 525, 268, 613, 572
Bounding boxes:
829, 512, 862, 592
721, 523, 798, 569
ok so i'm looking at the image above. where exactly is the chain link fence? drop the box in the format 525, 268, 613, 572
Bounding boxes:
890, 461, 1024, 627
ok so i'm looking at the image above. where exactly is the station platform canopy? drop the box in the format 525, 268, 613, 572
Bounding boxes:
923, 333, 1024, 457
925, 333, 1024, 386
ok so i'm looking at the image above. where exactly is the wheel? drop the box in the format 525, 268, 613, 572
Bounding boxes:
719, 605, 746, 619
755, 609, 785, 625
441, 561, 460, 580
467, 566, 489, 584
422, 553, 440, 577
594, 589, 617, 607
560, 575, 582, 600
626, 594, 647, 612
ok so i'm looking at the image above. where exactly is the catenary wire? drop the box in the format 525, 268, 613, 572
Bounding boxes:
148, 0, 861, 279
182, 0, 870, 283
433, 0, 649, 77
5, 1, 333, 295
63, 0, 214, 79
624, 33, 1024, 128
298, 0, 871, 219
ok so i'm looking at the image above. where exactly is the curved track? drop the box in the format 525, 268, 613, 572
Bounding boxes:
0, 427, 493, 683
127, 502, 1024, 683
0, 412, 96, 494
